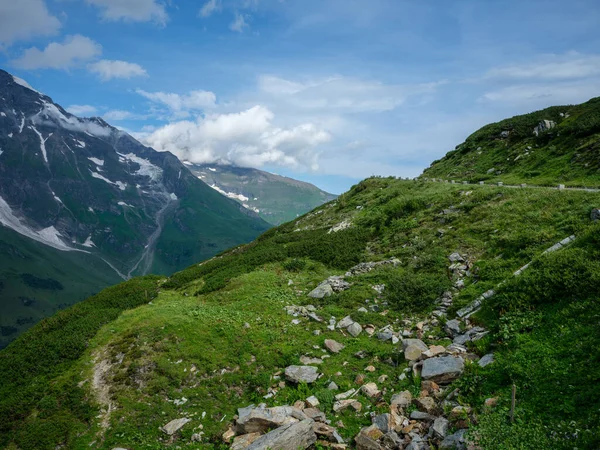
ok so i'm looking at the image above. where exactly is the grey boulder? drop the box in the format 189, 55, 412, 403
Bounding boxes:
285, 366, 319, 384
421, 356, 464, 383
246, 419, 317, 450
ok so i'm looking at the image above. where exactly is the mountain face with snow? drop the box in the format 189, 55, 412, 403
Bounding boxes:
186, 162, 337, 225
0, 70, 270, 347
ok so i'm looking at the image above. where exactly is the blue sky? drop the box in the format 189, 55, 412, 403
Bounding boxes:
2, 0, 600, 194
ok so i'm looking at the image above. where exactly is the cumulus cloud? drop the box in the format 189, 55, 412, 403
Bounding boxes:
67, 104, 98, 116
479, 80, 600, 106
485, 52, 600, 81
0, 0, 61, 47
11, 35, 102, 70
84, 0, 168, 24
88, 60, 148, 81
142, 105, 330, 170
136, 89, 217, 117
230, 12, 249, 32
199, 0, 221, 17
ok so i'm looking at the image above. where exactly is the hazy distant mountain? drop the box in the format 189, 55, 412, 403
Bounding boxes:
0, 70, 269, 347
184, 162, 337, 225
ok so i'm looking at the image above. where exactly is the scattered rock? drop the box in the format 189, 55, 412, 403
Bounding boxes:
337, 316, 354, 328
161, 418, 191, 435
324, 339, 345, 354
231, 432, 261, 450
432, 417, 449, 439
328, 381, 339, 390
285, 366, 320, 384
335, 389, 356, 400
300, 356, 323, 365
377, 330, 393, 341
347, 322, 362, 337
360, 382, 380, 398
313, 422, 344, 443
308, 284, 334, 299
421, 356, 464, 383
448, 253, 464, 263
391, 390, 412, 410
245, 419, 317, 450
444, 319, 461, 337
333, 399, 362, 412
478, 353, 494, 368
237, 404, 307, 434
306, 396, 320, 408
591, 208, 600, 221
409, 411, 434, 421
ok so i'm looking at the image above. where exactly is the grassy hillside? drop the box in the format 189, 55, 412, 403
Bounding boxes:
1, 178, 599, 449
423, 97, 600, 186
0, 227, 121, 349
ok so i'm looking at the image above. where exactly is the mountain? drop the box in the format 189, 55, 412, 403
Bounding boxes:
183, 162, 337, 225
2, 99, 600, 450
0, 70, 270, 347
423, 97, 600, 186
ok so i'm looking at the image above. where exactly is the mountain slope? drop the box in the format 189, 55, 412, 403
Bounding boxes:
0, 70, 270, 346
1, 176, 599, 449
423, 96, 600, 186
185, 162, 337, 225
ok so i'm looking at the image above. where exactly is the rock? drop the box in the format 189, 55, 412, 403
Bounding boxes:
421, 356, 464, 383
364, 325, 376, 336
591, 208, 600, 221
432, 417, 449, 439
304, 408, 326, 422
360, 382, 380, 398
402, 338, 428, 352
439, 429, 467, 449
333, 399, 362, 412
414, 396, 437, 414
533, 119, 556, 136
335, 389, 356, 400
328, 276, 351, 292
391, 390, 412, 409
404, 344, 425, 361
381, 431, 403, 449
423, 345, 446, 359
223, 427, 236, 442
484, 397, 498, 410
355, 426, 384, 450
285, 366, 320, 384
246, 419, 317, 450
325, 339, 345, 353
161, 417, 191, 435
231, 433, 262, 450
308, 283, 334, 299
313, 422, 344, 443
444, 320, 461, 337
358, 307, 368, 313
377, 329, 393, 341
421, 380, 440, 395
448, 252, 464, 263
300, 355, 323, 365
347, 322, 363, 337
449, 406, 472, 421
237, 405, 307, 434
306, 396, 320, 408
377, 374, 388, 383
337, 316, 355, 328
365, 365, 376, 372
478, 353, 495, 368
409, 411, 434, 421
328, 381, 339, 390
355, 373, 366, 385
372, 284, 385, 294
372, 413, 392, 433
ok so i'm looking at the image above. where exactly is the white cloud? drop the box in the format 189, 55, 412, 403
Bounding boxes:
88, 60, 148, 81
479, 80, 600, 106
84, 0, 168, 24
230, 12, 249, 32
485, 53, 600, 81
103, 110, 148, 121
136, 89, 217, 116
67, 104, 98, 116
0, 0, 61, 47
199, 0, 221, 18
142, 105, 330, 170
11, 35, 102, 70
258, 75, 442, 113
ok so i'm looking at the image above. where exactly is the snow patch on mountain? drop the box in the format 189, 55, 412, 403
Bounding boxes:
117, 152, 162, 181
183, 161, 193, 166
8, 133, 12, 138
19, 117, 25, 133
29, 125, 51, 163
209, 184, 249, 202
243, 203, 260, 213
0, 194, 75, 252
82, 235, 96, 248
88, 157, 104, 166
75, 140, 86, 148
11, 75, 41, 94
90, 171, 127, 190
170, 193, 178, 200
0, 112, 5, 117
118, 201, 134, 207
208, 167, 217, 172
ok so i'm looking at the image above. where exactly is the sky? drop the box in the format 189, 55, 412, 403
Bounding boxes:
1, 0, 600, 194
